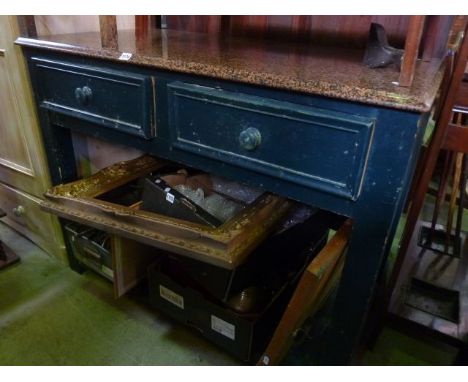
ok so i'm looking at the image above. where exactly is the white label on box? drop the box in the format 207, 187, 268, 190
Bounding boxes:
119, 52, 132, 61
166, 192, 175, 203
159, 285, 184, 309
211, 315, 235, 340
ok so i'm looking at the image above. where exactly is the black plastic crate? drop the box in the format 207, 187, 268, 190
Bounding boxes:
148, 258, 299, 363
64, 222, 113, 281
160, 207, 329, 302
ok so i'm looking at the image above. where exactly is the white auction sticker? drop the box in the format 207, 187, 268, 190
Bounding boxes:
159, 285, 184, 309
119, 52, 132, 61
166, 192, 175, 203
211, 315, 235, 340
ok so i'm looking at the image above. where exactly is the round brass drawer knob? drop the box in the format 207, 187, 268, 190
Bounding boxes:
239, 127, 261, 151
12, 205, 26, 217
75, 86, 93, 105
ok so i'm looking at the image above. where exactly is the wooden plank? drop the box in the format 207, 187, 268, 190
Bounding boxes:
454, 80, 468, 108
135, 15, 149, 42
99, 15, 117, 49
165, 16, 222, 34
445, 152, 464, 250
448, 16, 468, 47
445, 124, 468, 154
399, 16, 426, 87
17, 15, 37, 37
257, 219, 352, 366
429, 151, 453, 235
135, 16, 149, 34
421, 16, 454, 61
112, 235, 158, 298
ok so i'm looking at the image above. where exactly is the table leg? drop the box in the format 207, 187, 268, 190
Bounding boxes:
311, 206, 399, 364
308, 111, 428, 365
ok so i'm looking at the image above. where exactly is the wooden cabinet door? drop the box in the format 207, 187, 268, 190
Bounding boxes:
0, 16, 67, 262
0, 16, 51, 197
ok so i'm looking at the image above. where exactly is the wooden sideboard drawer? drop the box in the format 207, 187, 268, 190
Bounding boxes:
168, 82, 375, 201
30, 57, 156, 139
41, 156, 292, 269
0, 182, 64, 257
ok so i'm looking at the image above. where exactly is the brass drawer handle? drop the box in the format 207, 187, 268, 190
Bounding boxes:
0, 49, 6, 57
12, 205, 26, 217
75, 86, 93, 105
239, 127, 261, 151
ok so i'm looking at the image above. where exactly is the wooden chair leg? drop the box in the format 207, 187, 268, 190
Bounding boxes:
387, 23, 468, 304
99, 16, 118, 49
445, 113, 465, 249
446, 152, 464, 250
399, 16, 426, 87
429, 150, 454, 236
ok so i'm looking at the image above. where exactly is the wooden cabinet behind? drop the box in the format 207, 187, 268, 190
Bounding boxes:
0, 16, 66, 262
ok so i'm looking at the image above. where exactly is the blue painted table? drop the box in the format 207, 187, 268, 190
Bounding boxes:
16, 29, 444, 364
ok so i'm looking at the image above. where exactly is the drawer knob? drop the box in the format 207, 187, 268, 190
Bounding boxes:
12, 205, 26, 217
239, 127, 261, 151
75, 86, 93, 105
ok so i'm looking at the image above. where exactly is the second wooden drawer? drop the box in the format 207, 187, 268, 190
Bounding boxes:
167, 81, 375, 201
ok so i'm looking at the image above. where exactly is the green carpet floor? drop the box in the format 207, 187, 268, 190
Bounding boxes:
0, 223, 239, 366
0, 221, 459, 365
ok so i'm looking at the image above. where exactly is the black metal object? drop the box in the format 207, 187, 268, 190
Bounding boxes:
148, 258, 297, 363
0, 208, 20, 269
0, 243, 20, 269
141, 175, 223, 228
404, 278, 459, 323
161, 207, 330, 302
63, 222, 112, 281
454, 154, 467, 256
363, 23, 404, 70
418, 225, 461, 257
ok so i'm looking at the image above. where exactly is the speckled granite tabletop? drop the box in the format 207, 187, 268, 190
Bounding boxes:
16, 29, 445, 112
